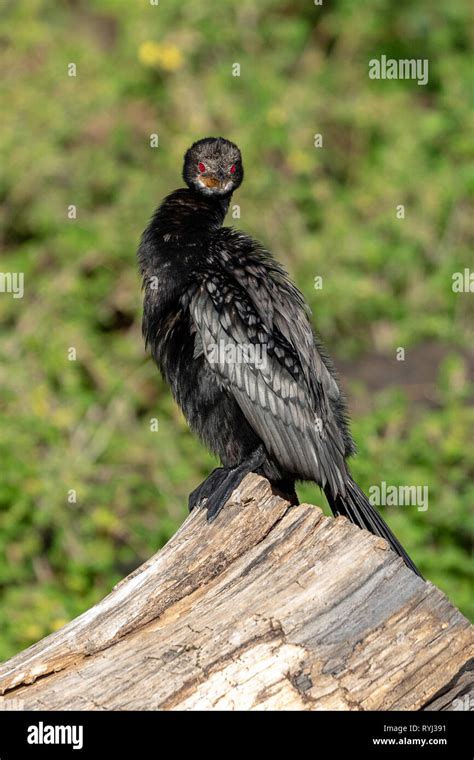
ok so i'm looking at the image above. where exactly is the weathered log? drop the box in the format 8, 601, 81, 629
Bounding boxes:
0, 474, 472, 710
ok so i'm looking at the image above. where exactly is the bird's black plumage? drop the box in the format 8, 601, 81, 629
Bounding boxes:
138, 136, 422, 577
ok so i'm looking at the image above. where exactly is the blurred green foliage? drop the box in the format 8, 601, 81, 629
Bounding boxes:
0, 0, 472, 660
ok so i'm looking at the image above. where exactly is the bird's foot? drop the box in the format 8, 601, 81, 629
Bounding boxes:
188, 466, 227, 512
204, 446, 266, 523
187, 446, 266, 522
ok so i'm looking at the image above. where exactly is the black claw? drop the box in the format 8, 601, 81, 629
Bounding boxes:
206, 508, 220, 523
204, 475, 237, 522
205, 488, 234, 522
188, 466, 228, 512
189, 446, 267, 521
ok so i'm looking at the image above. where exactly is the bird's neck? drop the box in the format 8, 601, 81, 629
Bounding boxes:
154, 188, 231, 238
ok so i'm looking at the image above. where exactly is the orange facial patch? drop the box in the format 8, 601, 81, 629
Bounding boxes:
201, 176, 221, 188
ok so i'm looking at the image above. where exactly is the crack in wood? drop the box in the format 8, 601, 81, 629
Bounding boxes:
0, 474, 472, 710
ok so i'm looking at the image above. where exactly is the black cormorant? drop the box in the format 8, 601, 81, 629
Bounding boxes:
138, 136, 421, 577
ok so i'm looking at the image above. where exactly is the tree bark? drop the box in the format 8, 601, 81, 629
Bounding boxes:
0, 475, 472, 711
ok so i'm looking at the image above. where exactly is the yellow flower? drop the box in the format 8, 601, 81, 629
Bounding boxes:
138, 41, 184, 72
138, 41, 161, 67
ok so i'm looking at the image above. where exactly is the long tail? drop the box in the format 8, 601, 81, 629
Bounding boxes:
325, 475, 423, 578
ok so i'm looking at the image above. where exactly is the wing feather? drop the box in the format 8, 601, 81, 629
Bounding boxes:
187, 230, 350, 494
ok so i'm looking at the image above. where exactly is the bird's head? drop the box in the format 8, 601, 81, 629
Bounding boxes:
183, 137, 243, 197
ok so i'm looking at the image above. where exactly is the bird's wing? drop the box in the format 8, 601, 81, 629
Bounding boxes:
185, 229, 348, 495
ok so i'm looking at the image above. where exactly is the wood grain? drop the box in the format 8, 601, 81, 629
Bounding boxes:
0, 475, 472, 711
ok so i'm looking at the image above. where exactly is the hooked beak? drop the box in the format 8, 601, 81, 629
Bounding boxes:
198, 172, 232, 194
200, 175, 222, 188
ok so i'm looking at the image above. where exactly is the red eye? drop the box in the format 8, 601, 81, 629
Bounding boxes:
198, 162, 206, 173
230, 164, 236, 174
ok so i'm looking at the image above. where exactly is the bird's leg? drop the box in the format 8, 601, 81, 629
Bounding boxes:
270, 478, 299, 506
188, 466, 228, 512
205, 445, 266, 523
